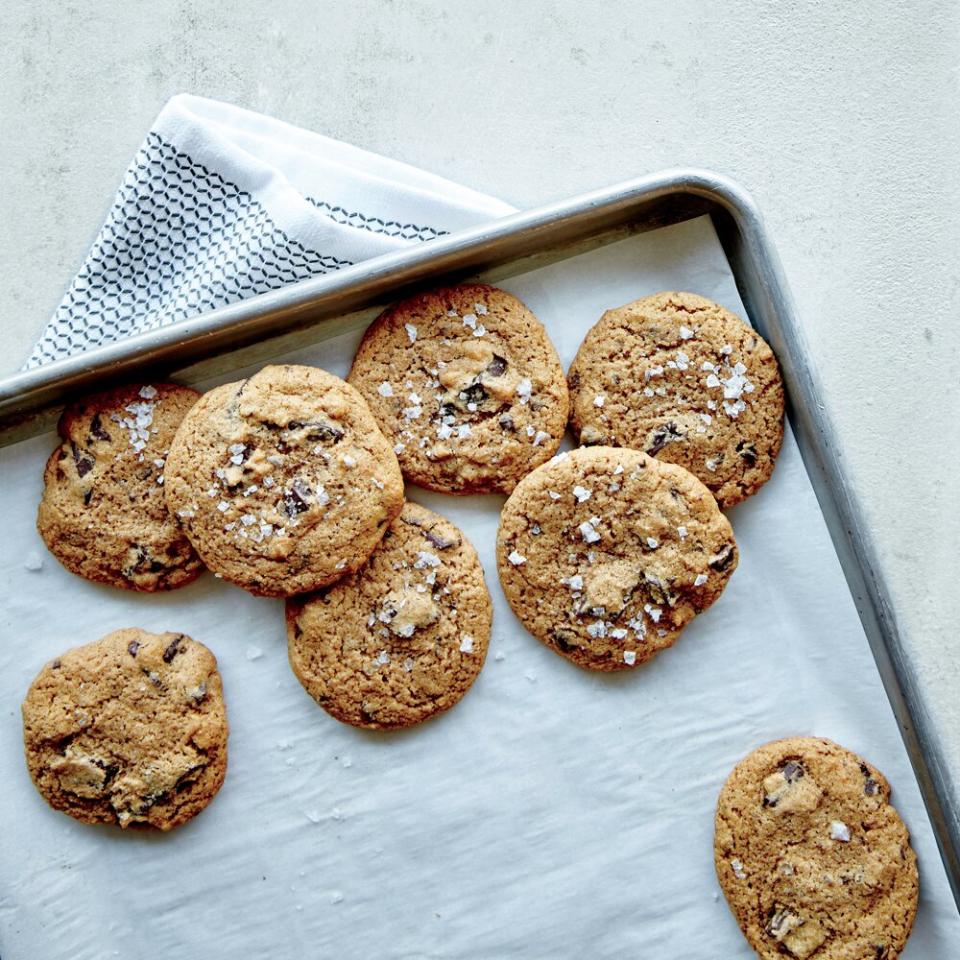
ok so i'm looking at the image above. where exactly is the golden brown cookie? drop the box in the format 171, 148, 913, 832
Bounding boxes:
22, 628, 228, 831
164, 364, 404, 597
36, 383, 204, 591
496, 446, 737, 671
287, 501, 491, 729
348, 283, 568, 494
568, 292, 784, 508
715, 737, 919, 960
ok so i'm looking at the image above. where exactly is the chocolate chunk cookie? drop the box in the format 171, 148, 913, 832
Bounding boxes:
22, 628, 228, 831
36, 383, 204, 591
287, 501, 491, 729
348, 283, 568, 494
496, 446, 737, 671
715, 737, 919, 960
567, 292, 784, 508
164, 364, 404, 597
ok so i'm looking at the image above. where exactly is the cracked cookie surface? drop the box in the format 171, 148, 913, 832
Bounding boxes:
715, 737, 919, 960
164, 364, 404, 597
287, 501, 491, 729
22, 628, 228, 831
348, 283, 568, 494
568, 291, 784, 508
37, 382, 204, 591
496, 445, 737, 671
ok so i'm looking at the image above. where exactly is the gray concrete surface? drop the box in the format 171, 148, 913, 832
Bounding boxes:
2, 2, 958, 777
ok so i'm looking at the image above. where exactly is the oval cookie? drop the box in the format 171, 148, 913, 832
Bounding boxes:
36, 382, 204, 591
22, 628, 228, 831
287, 501, 491, 729
164, 364, 404, 597
715, 737, 919, 959
496, 446, 737, 671
568, 292, 784, 508
348, 283, 568, 494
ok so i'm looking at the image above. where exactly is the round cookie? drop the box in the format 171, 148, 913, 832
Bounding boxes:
567, 292, 784, 508
37, 382, 204, 591
348, 283, 569, 494
22, 628, 228, 831
496, 446, 737, 671
715, 737, 919, 960
287, 501, 491, 729
164, 364, 404, 598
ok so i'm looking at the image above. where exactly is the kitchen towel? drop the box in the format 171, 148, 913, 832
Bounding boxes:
26, 93, 514, 368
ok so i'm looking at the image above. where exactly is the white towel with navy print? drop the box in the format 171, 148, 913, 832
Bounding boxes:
26, 94, 514, 369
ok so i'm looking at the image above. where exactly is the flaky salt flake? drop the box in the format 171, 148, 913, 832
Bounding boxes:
548, 490, 562, 500
330, 891, 344, 905
457, 424, 472, 439
377, 381, 394, 397
623, 650, 637, 665
436, 423, 453, 440
610, 628, 628, 639
217, 501, 230, 513
579, 520, 601, 544
644, 603, 662, 623
402, 406, 421, 420
516, 378, 533, 403
646, 537, 659, 549
705, 457, 719, 473
462, 313, 477, 329
532, 430, 551, 446
24, 552, 44, 572
138, 385, 158, 399
414, 550, 442, 568
830, 821, 851, 842
507, 550, 527, 566
564, 574, 584, 591
694, 573, 709, 586
394, 442, 406, 454
678, 525, 688, 539
403, 657, 415, 672
586, 621, 606, 638
459, 635, 475, 654
494, 650, 506, 662
679, 325, 694, 340
593, 395, 605, 408
730, 858, 746, 879
342, 454, 356, 468
240, 515, 256, 527
246, 645, 264, 661
404, 323, 417, 343
700, 413, 713, 425
721, 343, 733, 355
706, 373, 721, 388
375, 650, 390, 665
613, 463, 624, 475
572, 485, 592, 503
474, 302, 488, 315
701, 361, 715, 372
643, 387, 655, 397
305, 810, 322, 824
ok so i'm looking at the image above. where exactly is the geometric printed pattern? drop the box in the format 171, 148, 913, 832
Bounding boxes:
26, 133, 441, 368
306, 197, 449, 242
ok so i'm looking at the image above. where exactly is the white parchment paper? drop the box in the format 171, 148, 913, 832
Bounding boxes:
1, 217, 956, 959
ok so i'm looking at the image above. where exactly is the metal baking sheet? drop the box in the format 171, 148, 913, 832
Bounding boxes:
0, 173, 957, 959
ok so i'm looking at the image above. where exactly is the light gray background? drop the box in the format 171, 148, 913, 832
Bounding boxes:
2, 0, 958, 811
